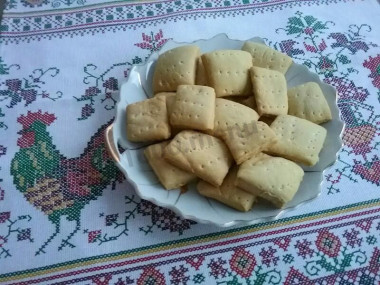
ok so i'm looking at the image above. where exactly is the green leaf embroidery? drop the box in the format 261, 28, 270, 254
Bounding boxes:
286, 25, 304, 35
304, 15, 317, 26
312, 21, 327, 31
288, 17, 304, 29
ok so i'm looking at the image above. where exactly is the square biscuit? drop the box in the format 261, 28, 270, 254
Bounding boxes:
202, 50, 252, 97
288, 82, 332, 124
144, 141, 196, 190
163, 130, 233, 186
196, 57, 208, 86
212, 98, 259, 138
223, 121, 277, 164
127, 96, 170, 142
197, 166, 256, 212
268, 115, 327, 166
242, 41, 293, 74
153, 45, 200, 93
236, 155, 304, 208
170, 85, 215, 131
250, 66, 288, 116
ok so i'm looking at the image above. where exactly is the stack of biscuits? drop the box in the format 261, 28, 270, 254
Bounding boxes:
126, 42, 332, 212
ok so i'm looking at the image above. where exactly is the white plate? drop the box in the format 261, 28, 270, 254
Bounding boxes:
105, 34, 344, 227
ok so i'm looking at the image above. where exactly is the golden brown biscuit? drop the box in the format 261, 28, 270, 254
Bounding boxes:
268, 115, 327, 166
242, 41, 292, 74
287, 82, 332, 124
236, 155, 304, 208
223, 121, 277, 164
212, 98, 259, 138
170, 85, 216, 131
153, 45, 200, 93
163, 130, 233, 186
202, 50, 252, 97
127, 96, 170, 142
197, 166, 256, 212
145, 141, 196, 190
250, 66, 288, 116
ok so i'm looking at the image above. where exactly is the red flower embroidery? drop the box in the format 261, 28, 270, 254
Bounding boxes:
363, 55, 380, 89
88, 230, 101, 243
229, 248, 256, 278
303, 42, 317, 53
315, 231, 342, 257
135, 29, 170, 52
304, 27, 314, 35
137, 267, 166, 285
318, 39, 327, 51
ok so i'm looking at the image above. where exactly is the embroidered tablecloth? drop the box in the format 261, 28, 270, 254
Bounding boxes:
0, 0, 379, 284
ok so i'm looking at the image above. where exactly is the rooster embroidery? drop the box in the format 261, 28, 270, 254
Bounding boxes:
11, 111, 123, 255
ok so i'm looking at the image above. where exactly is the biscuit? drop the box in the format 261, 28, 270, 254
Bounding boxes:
202, 50, 252, 97
223, 121, 277, 164
197, 166, 256, 212
144, 141, 196, 190
268, 115, 327, 166
127, 96, 171, 142
242, 41, 292, 74
153, 45, 200, 93
170, 85, 215, 131
287, 82, 332, 124
236, 155, 304, 208
212, 98, 259, 138
250, 66, 288, 116
163, 130, 233, 186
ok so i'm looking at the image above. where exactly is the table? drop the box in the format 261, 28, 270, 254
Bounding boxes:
0, 0, 379, 284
